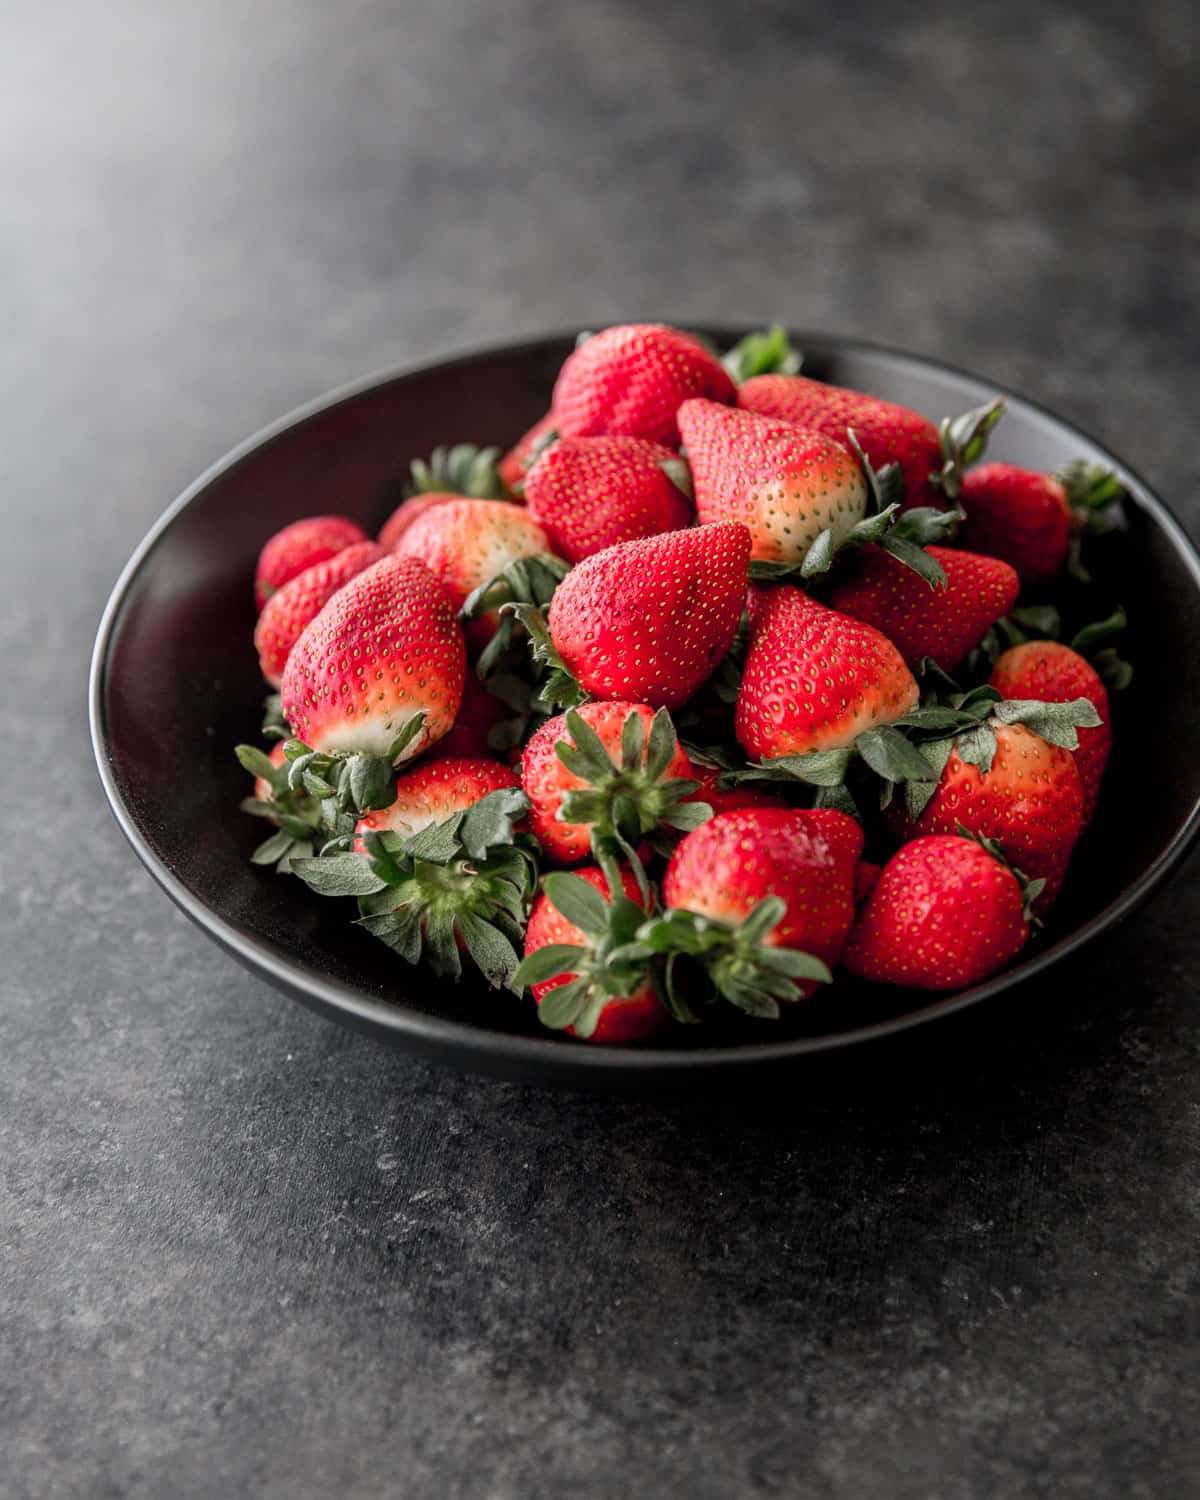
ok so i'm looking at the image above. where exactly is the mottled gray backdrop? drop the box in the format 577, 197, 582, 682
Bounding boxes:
3, 2, 1198, 1497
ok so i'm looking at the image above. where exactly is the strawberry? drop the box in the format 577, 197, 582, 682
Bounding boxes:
393, 499, 553, 647
989, 641, 1111, 822
683, 766, 789, 817
253, 541, 384, 687
515, 865, 666, 1043
520, 702, 702, 869
827, 544, 1020, 672
294, 775, 535, 990
736, 587, 919, 761
639, 807, 863, 1015
958, 461, 1125, 586
553, 324, 735, 446
677, 399, 867, 565
430, 670, 511, 761
281, 552, 465, 772
523, 435, 693, 562
546, 523, 751, 710
843, 834, 1032, 990
254, 515, 367, 610
499, 411, 559, 492
853, 861, 882, 905
738, 373, 944, 510
378, 492, 460, 552
354, 757, 520, 851
888, 718, 1088, 907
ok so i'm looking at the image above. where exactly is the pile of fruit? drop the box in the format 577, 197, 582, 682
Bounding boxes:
238, 323, 1130, 1044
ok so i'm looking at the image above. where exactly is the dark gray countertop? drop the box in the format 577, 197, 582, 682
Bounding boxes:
5, 2, 1199, 1495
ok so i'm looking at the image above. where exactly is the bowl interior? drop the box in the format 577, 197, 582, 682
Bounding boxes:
92, 332, 1200, 1079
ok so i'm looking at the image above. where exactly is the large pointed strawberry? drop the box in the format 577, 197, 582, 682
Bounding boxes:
523, 435, 694, 562
636, 807, 862, 1016
281, 552, 465, 772
546, 522, 750, 710
393, 499, 553, 647
553, 324, 735, 446
827, 544, 1019, 672
255, 515, 367, 609
843, 833, 1033, 990
989, 641, 1111, 822
254, 541, 384, 687
520, 702, 703, 868
677, 399, 867, 564
354, 757, 520, 851
738, 373, 944, 510
736, 587, 919, 761
958, 460, 1125, 586
515, 865, 666, 1043
888, 714, 1090, 907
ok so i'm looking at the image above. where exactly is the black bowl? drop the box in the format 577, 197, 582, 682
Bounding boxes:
90, 330, 1200, 1086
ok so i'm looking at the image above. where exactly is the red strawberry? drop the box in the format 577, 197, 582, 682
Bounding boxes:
853, 861, 882, 905
736, 586, 919, 760
888, 721, 1085, 907
739, 373, 943, 510
254, 515, 367, 610
499, 411, 558, 492
254, 541, 384, 687
518, 866, 666, 1044
958, 464, 1073, 585
827, 545, 1019, 672
677, 399, 867, 564
989, 642, 1110, 823
547, 523, 750, 710
683, 766, 789, 817
394, 499, 552, 646
378, 492, 461, 552
843, 834, 1031, 990
553, 324, 735, 446
652, 807, 863, 1011
524, 435, 693, 562
281, 553, 465, 762
430, 671, 509, 761
520, 702, 696, 867
354, 757, 519, 851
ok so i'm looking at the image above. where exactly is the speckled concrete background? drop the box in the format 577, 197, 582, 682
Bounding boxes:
4, 2, 1199, 1495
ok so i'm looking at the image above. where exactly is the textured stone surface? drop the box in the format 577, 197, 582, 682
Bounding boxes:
3, 1, 1200, 1495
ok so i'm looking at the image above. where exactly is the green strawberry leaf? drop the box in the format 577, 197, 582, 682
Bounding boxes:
877, 534, 948, 590
855, 726, 940, 783
931, 398, 1005, 500
541, 872, 611, 942
408, 443, 506, 500
291, 852, 388, 897
512, 943, 588, 988
1070, 605, 1127, 657
721, 325, 802, 382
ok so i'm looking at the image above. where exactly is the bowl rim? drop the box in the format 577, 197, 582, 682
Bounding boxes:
89, 327, 1200, 1077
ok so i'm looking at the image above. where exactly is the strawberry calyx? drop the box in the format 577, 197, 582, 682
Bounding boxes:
261, 691, 291, 740
499, 601, 586, 715
747, 429, 961, 589
624, 896, 832, 1021
407, 443, 508, 501
461, 552, 571, 679
235, 743, 325, 872
721, 325, 803, 384
554, 706, 711, 896
929, 398, 1006, 501
279, 712, 428, 824
291, 787, 535, 989
952, 822, 1047, 925
512, 869, 666, 1036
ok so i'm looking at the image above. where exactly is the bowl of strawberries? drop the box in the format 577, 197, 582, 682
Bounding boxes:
90, 324, 1200, 1084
